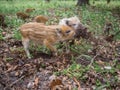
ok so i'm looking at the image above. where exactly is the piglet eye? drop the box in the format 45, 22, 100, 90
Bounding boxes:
72, 24, 76, 26
66, 30, 71, 33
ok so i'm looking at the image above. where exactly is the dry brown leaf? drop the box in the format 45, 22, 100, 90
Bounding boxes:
52, 85, 65, 90
73, 77, 82, 90
49, 78, 63, 90
96, 60, 105, 66
15, 71, 19, 76
6, 65, 14, 73
24, 64, 31, 67
34, 77, 39, 86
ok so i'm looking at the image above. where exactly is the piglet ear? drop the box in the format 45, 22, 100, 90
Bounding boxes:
65, 20, 69, 25
56, 28, 62, 33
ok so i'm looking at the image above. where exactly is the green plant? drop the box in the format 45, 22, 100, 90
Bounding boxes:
0, 28, 4, 40
13, 29, 21, 40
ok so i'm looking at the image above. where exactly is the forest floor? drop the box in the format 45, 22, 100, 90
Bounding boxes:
0, 30, 120, 90
0, 0, 120, 90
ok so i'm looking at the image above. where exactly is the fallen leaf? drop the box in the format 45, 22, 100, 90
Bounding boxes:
34, 77, 39, 86
96, 60, 105, 66
104, 66, 112, 70
49, 78, 63, 90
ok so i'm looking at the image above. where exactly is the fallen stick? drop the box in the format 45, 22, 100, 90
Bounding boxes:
88, 46, 104, 68
4, 75, 25, 90
73, 77, 82, 90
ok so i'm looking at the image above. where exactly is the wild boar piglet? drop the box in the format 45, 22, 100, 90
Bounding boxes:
20, 22, 75, 58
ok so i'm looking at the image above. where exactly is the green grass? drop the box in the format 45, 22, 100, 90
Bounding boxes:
0, 28, 4, 40
9, 1, 120, 38
0, 0, 119, 36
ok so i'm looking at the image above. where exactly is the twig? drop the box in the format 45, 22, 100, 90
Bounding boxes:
73, 77, 82, 90
88, 46, 104, 68
4, 75, 25, 90
88, 52, 99, 67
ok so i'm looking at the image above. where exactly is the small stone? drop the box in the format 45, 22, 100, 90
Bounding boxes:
27, 82, 34, 88
104, 66, 112, 70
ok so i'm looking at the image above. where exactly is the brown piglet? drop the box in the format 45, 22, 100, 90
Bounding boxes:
20, 22, 75, 58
